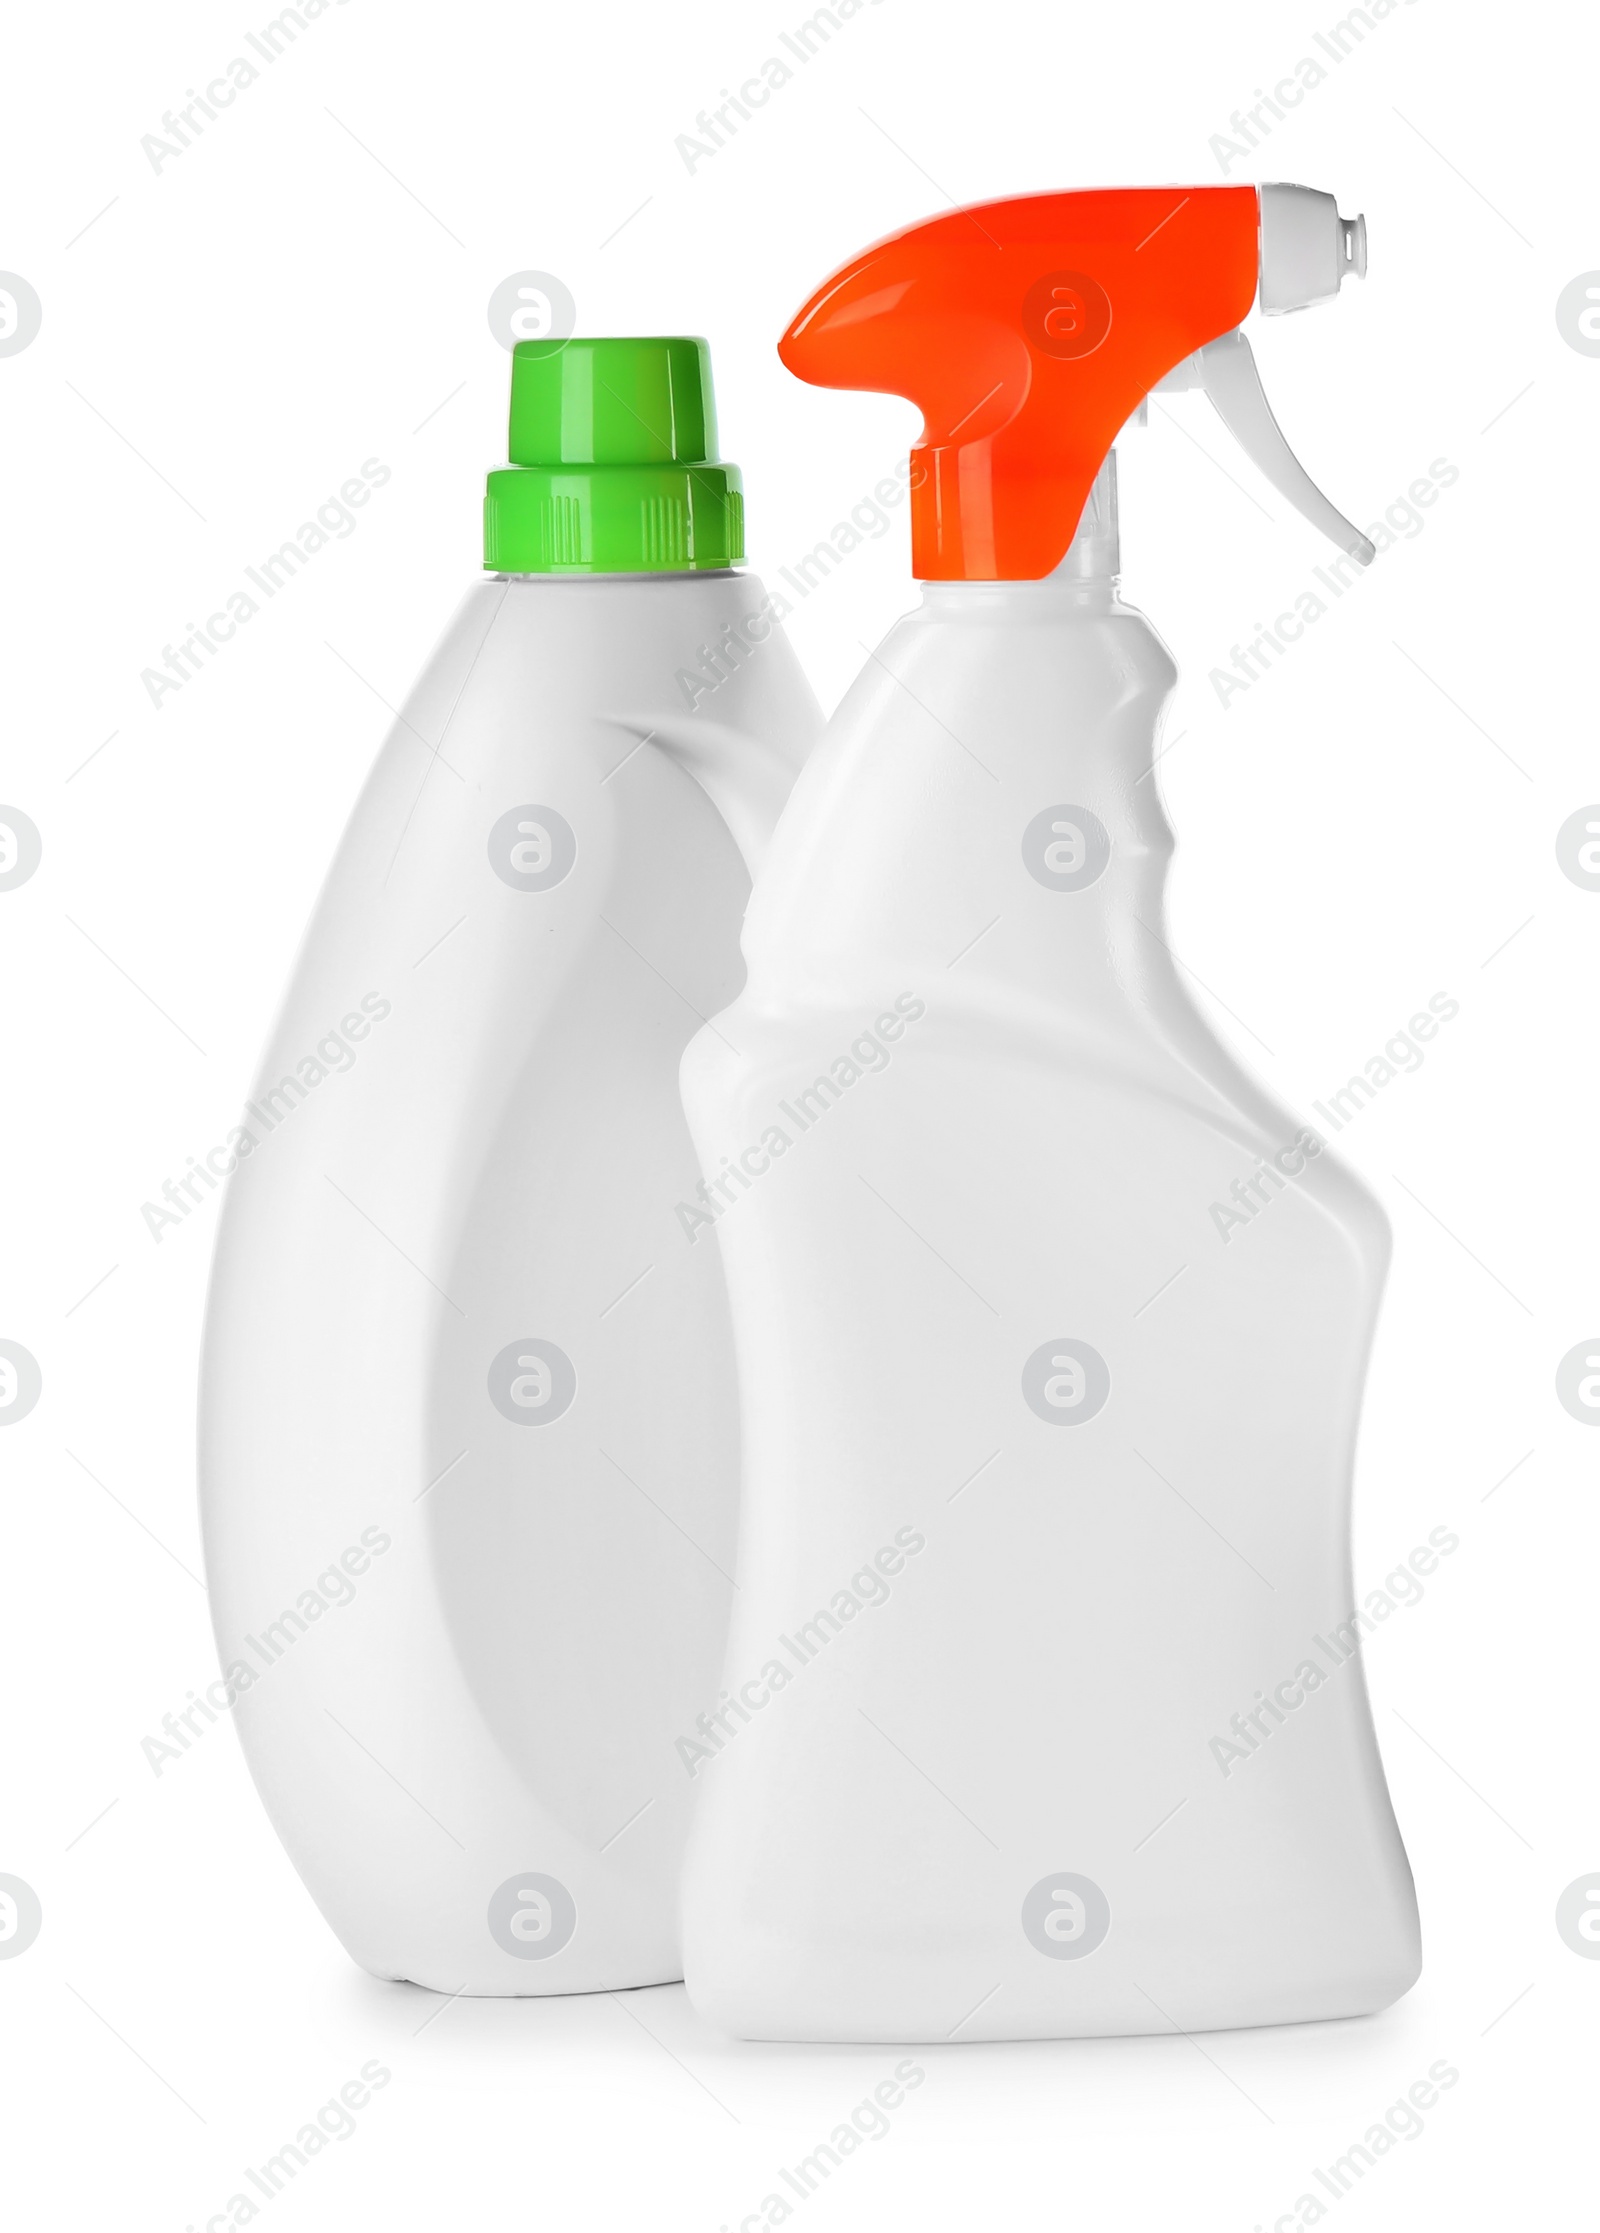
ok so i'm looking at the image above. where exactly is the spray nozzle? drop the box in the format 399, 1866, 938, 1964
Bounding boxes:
1259, 183, 1367, 311
778, 184, 1369, 580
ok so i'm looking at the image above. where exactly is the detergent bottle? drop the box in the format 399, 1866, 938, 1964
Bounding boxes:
200, 336, 820, 1993
678, 188, 1423, 2040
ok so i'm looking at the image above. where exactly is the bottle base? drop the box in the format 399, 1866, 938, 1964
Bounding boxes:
360, 1956, 688, 2000
685, 1941, 1422, 2044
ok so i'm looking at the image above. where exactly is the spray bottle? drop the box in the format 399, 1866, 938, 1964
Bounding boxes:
200, 337, 820, 1993
678, 188, 1422, 2040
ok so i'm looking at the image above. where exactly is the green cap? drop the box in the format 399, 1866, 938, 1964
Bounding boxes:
484, 336, 745, 574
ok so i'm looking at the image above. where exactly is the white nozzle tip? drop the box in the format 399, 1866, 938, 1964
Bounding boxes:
1343, 212, 1368, 282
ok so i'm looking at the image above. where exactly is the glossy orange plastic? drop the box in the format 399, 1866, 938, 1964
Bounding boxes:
779, 188, 1261, 579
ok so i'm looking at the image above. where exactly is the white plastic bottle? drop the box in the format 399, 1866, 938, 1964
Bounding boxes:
200, 337, 820, 1993
679, 189, 1421, 2040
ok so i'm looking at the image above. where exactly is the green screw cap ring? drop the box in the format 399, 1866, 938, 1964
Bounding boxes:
484, 336, 744, 574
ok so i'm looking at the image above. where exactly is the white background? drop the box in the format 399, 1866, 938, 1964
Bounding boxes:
2, 0, 1596, 2225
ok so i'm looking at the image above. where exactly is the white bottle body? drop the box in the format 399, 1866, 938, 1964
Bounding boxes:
200, 570, 818, 1994
679, 573, 1420, 2041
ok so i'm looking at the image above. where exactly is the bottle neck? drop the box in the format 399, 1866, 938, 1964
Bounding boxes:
914, 452, 1120, 593
1048, 450, 1119, 584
